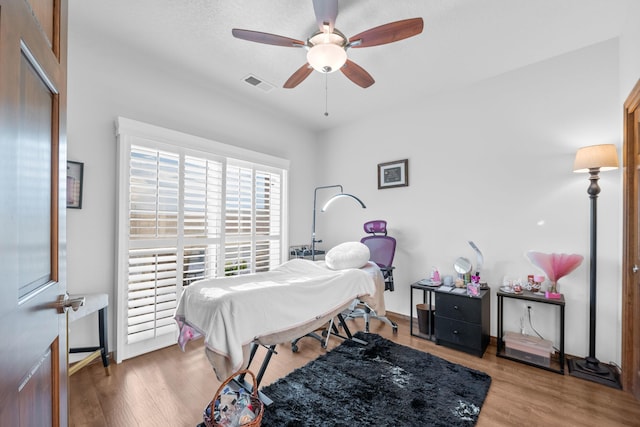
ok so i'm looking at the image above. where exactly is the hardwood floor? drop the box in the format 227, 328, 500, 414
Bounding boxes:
69, 313, 640, 426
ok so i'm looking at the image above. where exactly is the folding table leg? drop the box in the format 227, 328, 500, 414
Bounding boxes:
98, 307, 110, 375
236, 344, 276, 406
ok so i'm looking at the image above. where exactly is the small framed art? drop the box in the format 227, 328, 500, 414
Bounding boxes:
67, 161, 84, 209
378, 159, 408, 189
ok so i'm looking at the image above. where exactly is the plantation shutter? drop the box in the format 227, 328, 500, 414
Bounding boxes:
115, 117, 288, 363
223, 165, 282, 275
126, 146, 180, 346
224, 164, 254, 275
183, 155, 223, 284
255, 169, 282, 272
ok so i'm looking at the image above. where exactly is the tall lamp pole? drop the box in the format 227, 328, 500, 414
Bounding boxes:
568, 144, 620, 388
311, 185, 366, 260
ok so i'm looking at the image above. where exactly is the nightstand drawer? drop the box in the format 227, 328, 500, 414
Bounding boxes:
435, 316, 483, 348
435, 292, 482, 323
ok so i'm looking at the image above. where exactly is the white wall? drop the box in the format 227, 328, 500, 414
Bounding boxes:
316, 39, 623, 364
65, 24, 319, 352
620, 0, 640, 98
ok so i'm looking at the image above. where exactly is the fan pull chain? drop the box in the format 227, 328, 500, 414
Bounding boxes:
324, 73, 329, 117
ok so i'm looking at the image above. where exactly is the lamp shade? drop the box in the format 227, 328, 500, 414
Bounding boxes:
306, 30, 347, 73
573, 144, 619, 173
307, 44, 347, 73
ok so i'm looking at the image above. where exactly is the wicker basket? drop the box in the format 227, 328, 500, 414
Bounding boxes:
203, 369, 264, 427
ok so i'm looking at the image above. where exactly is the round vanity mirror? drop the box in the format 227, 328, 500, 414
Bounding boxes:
453, 257, 472, 275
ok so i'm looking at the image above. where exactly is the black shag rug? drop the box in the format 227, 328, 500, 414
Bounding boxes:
259, 332, 492, 426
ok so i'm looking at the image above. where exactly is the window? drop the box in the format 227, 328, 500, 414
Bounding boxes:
115, 118, 289, 362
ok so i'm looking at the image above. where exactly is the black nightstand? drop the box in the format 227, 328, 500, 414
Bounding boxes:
434, 289, 490, 357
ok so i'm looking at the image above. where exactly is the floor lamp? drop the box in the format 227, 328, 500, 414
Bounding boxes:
568, 143, 621, 389
311, 185, 366, 260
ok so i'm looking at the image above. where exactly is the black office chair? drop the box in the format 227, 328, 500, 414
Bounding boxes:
344, 220, 398, 333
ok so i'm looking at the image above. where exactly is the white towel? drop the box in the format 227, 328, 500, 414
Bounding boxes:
174, 259, 381, 378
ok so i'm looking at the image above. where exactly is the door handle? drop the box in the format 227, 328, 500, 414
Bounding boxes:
633, 264, 639, 273
56, 294, 85, 314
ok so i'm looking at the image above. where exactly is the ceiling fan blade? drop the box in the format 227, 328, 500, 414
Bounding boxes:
232, 29, 305, 47
340, 59, 375, 88
312, 0, 338, 32
283, 64, 314, 89
348, 18, 424, 48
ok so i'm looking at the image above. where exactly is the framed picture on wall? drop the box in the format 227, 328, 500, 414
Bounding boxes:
378, 159, 408, 189
67, 161, 84, 209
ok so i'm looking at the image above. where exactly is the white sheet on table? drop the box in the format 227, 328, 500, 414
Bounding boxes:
174, 259, 381, 378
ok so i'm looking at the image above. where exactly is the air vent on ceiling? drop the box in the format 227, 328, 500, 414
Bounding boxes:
243, 74, 275, 93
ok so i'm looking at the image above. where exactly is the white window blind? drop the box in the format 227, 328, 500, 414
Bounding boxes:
115, 117, 288, 362
126, 146, 180, 345
183, 155, 223, 283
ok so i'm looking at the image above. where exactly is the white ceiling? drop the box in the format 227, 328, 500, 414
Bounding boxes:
69, 0, 628, 132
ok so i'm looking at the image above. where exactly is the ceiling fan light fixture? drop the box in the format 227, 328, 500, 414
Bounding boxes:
307, 44, 347, 73
232, 4, 424, 89
307, 30, 347, 73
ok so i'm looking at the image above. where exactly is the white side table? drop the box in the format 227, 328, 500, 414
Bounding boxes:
68, 293, 110, 376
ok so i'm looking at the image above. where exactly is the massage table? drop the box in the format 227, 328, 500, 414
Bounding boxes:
174, 258, 385, 383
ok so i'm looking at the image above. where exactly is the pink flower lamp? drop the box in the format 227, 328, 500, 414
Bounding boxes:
526, 251, 584, 298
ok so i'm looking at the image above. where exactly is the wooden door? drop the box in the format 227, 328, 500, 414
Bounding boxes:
622, 79, 640, 399
0, 0, 68, 425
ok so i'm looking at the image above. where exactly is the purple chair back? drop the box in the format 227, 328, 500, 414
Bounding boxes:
360, 220, 396, 269
363, 220, 388, 235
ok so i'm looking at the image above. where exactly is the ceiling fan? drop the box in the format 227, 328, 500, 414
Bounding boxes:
232, 0, 424, 89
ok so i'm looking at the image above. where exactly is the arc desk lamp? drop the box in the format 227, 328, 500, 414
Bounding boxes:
311, 185, 366, 260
